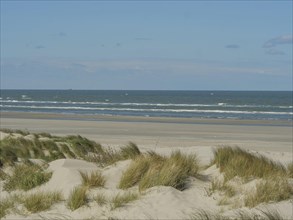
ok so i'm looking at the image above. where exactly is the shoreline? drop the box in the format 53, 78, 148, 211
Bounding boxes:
1, 111, 292, 127
1, 111, 292, 153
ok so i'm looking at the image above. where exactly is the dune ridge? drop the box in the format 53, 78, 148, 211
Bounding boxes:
0, 129, 292, 219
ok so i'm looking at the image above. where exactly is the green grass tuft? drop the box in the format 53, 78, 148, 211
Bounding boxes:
23, 191, 62, 213
80, 170, 106, 188
60, 144, 76, 158
65, 135, 103, 157
67, 186, 88, 210
4, 163, 52, 191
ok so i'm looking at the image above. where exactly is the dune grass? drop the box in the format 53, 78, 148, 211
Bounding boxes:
119, 151, 199, 191
64, 135, 103, 157
0, 169, 9, 180
0, 197, 14, 219
3, 163, 52, 191
94, 193, 107, 206
60, 144, 76, 158
88, 143, 142, 167
190, 209, 227, 220
190, 208, 283, 220
287, 162, 293, 178
244, 176, 293, 207
80, 170, 106, 188
111, 192, 139, 210
139, 151, 199, 191
0, 128, 30, 136
67, 186, 88, 211
0, 129, 143, 167
119, 142, 141, 159
119, 155, 154, 189
0, 137, 35, 165
210, 179, 236, 197
0, 130, 109, 165
213, 146, 287, 181
23, 191, 62, 213
210, 146, 293, 208
36, 132, 53, 138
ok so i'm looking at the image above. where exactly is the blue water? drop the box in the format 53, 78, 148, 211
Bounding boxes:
0, 90, 292, 121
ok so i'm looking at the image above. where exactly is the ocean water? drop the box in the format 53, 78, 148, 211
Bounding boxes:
0, 90, 292, 121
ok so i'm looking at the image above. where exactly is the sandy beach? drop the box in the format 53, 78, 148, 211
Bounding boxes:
1, 112, 292, 153
0, 112, 292, 219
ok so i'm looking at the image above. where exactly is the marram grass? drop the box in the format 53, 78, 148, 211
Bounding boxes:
213, 146, 287, 181
119, 150, 199, 191
139, 151, 199, 191
94, 193, 107, 206
4, 163, 52, 191
119, 142, 141, 159
244, 176, 293, 207
111, 192, 139, 210
67, 186, 88, 211
190, 208, 284, 220
119, 155, 153, 189
80, 170, 106, 188
0, 197, 14, 219
287, 162, 293, 178
23, 191, 62, 213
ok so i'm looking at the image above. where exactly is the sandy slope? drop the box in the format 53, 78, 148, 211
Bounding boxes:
2, 146, 292, 220
1, 113, 292, 219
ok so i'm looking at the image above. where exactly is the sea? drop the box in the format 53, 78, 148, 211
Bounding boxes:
0, 90, 292, 121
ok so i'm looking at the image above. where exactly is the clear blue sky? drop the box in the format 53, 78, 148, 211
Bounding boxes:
1, 0, 292, 90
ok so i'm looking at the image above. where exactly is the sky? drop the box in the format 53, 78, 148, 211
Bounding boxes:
1, 0, 292, 90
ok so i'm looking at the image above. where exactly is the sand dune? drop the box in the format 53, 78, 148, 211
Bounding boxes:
0, 115, 292, 219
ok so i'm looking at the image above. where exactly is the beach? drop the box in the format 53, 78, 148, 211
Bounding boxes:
1, 112, 292, 153
0, 112, 292, 219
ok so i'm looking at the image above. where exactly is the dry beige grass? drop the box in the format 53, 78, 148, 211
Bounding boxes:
190, 208, 284, 220
23, 191, 62, 213
119, 150, 199, 191
119, 155, 154, 189
245, 176, 293, 207
94, 193, 107, 206
80, 170, 106, 188
67, 186, 88, 211
111, 192, 139, 210
0, 197, 14, 219
139, 151, 199, 191
287, 162, 293, 178
213, 146, 287, 181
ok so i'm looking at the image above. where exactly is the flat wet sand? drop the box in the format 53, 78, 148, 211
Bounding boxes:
1, 112, 292, 152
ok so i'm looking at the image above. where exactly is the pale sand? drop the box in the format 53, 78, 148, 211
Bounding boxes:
1, 112, 292, 153
1, 112, 292, 219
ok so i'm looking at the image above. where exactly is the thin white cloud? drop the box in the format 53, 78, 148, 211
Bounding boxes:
50, 59, 284, 76
265, 48, 285, 55
263, 35, 293, 48
2, 58, 289, 77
